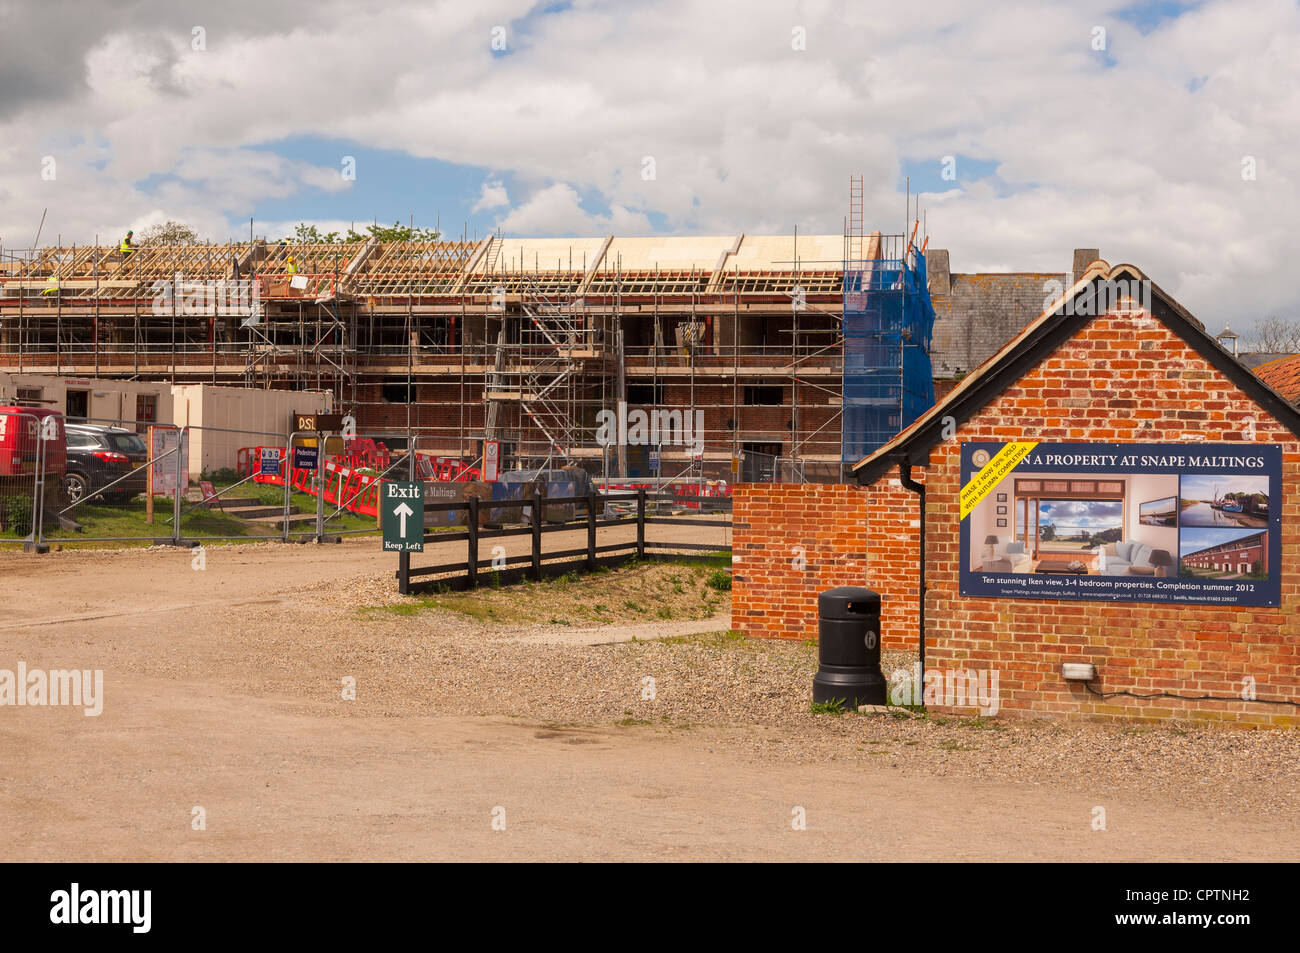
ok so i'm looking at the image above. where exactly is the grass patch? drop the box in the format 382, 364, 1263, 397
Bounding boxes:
1, 498, 270, 548
368, 559, 731, 628
705, 568, 732, 592
0, 481, 381, 549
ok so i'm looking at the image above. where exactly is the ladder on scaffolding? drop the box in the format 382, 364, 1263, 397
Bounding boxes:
847, 174, 865, 264
484, 275, 596, 464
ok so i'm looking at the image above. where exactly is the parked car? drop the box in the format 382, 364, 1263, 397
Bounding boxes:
64, 424, 149, 504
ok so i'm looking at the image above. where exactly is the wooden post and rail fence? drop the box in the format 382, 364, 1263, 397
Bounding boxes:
396, 488, 730, 595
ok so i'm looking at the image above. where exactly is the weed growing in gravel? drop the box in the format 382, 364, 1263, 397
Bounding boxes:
810, 699, 848, 715
706, 569, 732, 592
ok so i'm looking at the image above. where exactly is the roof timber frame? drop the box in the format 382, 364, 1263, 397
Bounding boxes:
2, 239, 854, 304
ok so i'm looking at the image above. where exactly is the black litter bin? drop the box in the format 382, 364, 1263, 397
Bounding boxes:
812, 586, 886, 709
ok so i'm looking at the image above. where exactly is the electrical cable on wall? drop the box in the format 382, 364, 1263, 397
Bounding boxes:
1084, 682, 1300, 708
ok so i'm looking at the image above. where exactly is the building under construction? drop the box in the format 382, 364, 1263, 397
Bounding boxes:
0, 197, 1095, 481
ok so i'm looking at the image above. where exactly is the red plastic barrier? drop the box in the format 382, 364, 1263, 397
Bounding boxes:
598, 480, 731, 510
238, 446, 381, 519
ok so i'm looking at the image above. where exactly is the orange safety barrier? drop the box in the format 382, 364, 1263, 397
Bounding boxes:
238, 445, 382, 518
598, 480, 731, 510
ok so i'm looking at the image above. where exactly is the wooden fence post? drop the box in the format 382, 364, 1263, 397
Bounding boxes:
586, 487, 597, 571
636, 488, 646, 560
467, 495, 479, 588
531, 487, 542, 580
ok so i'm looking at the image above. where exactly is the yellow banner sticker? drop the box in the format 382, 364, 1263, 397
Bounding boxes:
960, 441, 1038, 520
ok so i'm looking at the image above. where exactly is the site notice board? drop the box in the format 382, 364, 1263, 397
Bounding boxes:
959, 441, 1282, 606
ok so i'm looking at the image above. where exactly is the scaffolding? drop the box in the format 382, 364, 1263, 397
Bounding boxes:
841, 211, 936, 463
0, 225, 919, 481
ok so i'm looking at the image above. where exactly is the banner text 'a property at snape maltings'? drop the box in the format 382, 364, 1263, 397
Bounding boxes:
959, 442, 1281, 606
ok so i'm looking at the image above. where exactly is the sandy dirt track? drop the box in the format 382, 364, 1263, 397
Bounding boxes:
1, 538, 1296, 862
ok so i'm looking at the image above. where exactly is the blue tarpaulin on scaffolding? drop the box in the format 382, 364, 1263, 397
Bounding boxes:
841, 248, 936, 463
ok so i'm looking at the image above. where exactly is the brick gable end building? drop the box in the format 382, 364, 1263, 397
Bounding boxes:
735, 262, 1300, 727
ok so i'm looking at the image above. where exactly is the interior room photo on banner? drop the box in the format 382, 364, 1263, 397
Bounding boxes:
959, 442, 1281, 607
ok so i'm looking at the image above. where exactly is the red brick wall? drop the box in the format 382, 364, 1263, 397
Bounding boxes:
736, 308, 1300, 727
912, 311, 1299, 727
732, 477, 921, 650
732, 483, 870, 642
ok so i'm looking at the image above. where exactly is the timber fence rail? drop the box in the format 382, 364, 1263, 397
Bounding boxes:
396, 488, 731, 595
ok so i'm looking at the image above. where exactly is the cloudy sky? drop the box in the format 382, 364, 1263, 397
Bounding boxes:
1, 0, 1296, 336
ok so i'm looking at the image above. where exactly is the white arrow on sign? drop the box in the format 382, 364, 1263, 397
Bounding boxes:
393, 501, 414, 537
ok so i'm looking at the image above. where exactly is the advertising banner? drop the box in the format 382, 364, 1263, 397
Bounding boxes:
959, 442, 1281, 606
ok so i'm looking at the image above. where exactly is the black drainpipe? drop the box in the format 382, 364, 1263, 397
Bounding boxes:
898, 460, 925, 703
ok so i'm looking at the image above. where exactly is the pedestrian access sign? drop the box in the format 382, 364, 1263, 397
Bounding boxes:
292, 445, 318, 471
382, 481, 425, 552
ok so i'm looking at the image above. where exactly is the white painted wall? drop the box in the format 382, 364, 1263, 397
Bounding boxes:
172, 384, 332, 474
0, 372, 173, 426
1126, 472, 1179, 557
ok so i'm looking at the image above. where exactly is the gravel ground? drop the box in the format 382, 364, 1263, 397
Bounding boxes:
4, 542, 1295, 821
121, 562, 1294, 819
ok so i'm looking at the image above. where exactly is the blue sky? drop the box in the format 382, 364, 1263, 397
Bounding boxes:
1179, 475, 1270, 503
244, 137, 500, 240
1180, 526, 1265, 557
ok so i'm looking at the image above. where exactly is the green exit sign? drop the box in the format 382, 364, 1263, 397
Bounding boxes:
382, 481, 424, 552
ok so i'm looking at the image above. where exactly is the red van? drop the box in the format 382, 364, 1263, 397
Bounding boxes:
0, 406, 67, 481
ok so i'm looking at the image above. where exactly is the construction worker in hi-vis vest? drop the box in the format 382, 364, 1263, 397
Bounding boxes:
286, 252, 296, 276
41, 273, 58, 295
120, 230, 134, 257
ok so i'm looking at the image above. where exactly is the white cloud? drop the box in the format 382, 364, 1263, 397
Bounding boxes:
471, 178, 509, 212
1, 0, 1299, 333
494, 183, 652, 235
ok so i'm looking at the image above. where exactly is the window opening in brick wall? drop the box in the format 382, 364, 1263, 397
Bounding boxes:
743, 385, 782, 405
